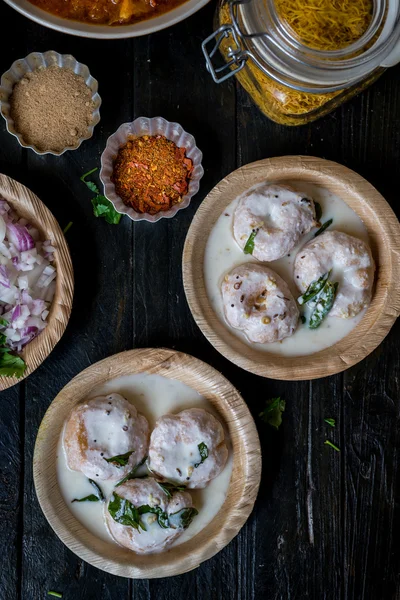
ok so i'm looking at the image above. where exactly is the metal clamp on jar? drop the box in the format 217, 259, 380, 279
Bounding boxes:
202, 0, 400, 125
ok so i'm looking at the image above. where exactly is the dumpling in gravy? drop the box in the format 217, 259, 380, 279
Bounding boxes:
148, 408, 228, 489
105, 478, 195, 554
221, 263, 299, 343
63, 393, 149, 481
233, 183, 318, 262
294, 230, 375, 318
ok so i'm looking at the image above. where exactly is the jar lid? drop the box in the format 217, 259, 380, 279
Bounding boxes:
235, 0, 400, 90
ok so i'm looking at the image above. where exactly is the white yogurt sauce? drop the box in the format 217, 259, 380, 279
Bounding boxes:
57, 373, 233, 548
204, 180, 370, 357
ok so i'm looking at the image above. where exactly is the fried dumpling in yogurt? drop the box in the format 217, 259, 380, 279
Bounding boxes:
233, 183, 318, 261
63, 393, 149, 481
221, 263, 299, 343
148, 408, 228, 489
294, 230, 374, 318
105, 477, 196, 554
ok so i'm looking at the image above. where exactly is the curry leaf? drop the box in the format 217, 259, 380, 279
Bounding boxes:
115, 456, 148, 487
72, 494, 100, 503
194, 442, 208, 468
259, 397, 286, 430
243, 229, 258, 255
168, 507, 199, 530
104, 450, 134, 468
314, 201, 322, 222
156, 481, 186, 499
314, 218, 333, 237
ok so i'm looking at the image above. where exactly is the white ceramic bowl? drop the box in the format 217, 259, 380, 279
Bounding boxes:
100, 116, 204, 223
0, 50, 101, 156
4, 0, 211, 38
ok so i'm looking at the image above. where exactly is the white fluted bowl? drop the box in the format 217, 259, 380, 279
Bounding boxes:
0, 50, 101, 156
100, 117, 204, 223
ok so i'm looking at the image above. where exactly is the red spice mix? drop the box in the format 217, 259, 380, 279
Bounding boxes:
111, 135, 194, 215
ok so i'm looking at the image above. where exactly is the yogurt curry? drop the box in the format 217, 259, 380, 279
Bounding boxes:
27, 0, 189, 26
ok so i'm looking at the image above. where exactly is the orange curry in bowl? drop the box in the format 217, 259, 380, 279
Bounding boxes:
26, 0, 190, 25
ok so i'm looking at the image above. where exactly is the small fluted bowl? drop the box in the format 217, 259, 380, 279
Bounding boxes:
0, 50, 101, 156
100, 116, 204, 223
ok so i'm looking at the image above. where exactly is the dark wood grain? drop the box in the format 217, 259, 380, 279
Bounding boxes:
0, 1, 399, 599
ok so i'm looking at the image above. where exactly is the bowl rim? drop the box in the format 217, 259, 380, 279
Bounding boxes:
100, 116, 204, 223
0, 173, 74, 390
182, 155, 400, 381
0, 50, 101, 156
3, 0, 211, 39
33, 347, 262, 578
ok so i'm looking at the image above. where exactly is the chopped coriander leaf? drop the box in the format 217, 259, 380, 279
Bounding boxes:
314, 218, 333, 238
324, 440, 340, 452
80, 167, 100, 193
168, 507, 198, 530
0, 318, 8, 326
243, 229, 258, 255
63, 221, 73, 234
324, 418, 336, 427
0, 351, 26, 378
104, 450, 134, 467
259, 397, 285, 430
92, 195, 122, 225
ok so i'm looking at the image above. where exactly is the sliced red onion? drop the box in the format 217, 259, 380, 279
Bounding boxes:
0, 265, 10, 289
0, 195, 56, 353
6, 223, 35, 252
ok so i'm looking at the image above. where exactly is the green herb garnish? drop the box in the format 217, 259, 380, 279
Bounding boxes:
259, 397, 285, 430
314, 218, 333, 237
48, 592, 62, 598
0, 318, 8, 326
156, 481, 187, 499
115, 456, 148, 487
108, 494, 170, 531
309, 281, 338, 329
168, 507, 199, 530
104, 450, 134, 468
314, 201, 322, 222
194, 442, 208, 468
80, 167, 122, 224
324, 440, 340, 452
0, 351, 26, 378
297, 271, 331, 305
80, 167, 100, 194
72, 478, 105, 503
243, 229, 258, 255
92, 195, 122, 225
324, 418, 336, 427
63, 221, 73, 234
108, 493, 145, 531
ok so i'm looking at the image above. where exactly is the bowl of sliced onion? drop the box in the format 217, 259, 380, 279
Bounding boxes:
0, 173, 73, 389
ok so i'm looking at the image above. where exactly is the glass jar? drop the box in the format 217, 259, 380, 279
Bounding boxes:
202, 0, 400, 125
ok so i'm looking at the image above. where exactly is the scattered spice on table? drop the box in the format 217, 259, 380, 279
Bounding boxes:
9, 65, 94, 153
111, 135, 194, 215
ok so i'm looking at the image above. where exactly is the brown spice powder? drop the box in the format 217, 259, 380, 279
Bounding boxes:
10, 65, 95, 152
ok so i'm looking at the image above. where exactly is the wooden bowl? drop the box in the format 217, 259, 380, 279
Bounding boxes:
0, 174, 74, 390
33, 348, 261, 578
182, 156, 400, 381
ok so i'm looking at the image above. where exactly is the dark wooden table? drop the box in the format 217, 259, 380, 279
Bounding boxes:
0, 3, 399, 599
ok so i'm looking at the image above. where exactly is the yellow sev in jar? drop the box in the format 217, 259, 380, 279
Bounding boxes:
218, 0, 375, 125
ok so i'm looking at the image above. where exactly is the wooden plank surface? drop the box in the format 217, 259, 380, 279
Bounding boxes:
0, 2, 399, 598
